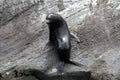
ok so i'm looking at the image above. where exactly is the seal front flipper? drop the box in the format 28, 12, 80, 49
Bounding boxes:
70, 33, 80, 43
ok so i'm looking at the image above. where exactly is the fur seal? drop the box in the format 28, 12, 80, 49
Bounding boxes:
46, 13, 82, 67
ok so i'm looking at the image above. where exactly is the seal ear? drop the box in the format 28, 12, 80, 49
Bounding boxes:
70, 33, 80, 43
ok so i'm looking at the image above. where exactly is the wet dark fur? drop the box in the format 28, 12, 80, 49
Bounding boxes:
46, 13, 80, 66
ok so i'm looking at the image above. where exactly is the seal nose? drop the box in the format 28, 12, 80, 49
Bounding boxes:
46, 19, 50, 24
46, 13, 51, 24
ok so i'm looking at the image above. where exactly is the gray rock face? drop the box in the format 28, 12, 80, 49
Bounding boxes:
0, 0, 43, 26
0, 0, 120, 80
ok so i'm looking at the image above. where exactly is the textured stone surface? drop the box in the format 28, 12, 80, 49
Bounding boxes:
0, 69, 92, 80
0, 0, 120, 80
0, 0, 44, 26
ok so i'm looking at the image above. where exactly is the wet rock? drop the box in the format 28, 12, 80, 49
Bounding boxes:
0, 69, 92, 80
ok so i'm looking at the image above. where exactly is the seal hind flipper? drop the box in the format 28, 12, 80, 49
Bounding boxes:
66, 60, 84, 67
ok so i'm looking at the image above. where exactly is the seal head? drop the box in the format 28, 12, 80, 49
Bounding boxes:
46, 13, 63, 25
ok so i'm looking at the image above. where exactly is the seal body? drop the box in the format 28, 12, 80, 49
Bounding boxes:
46, 13, 79, 66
